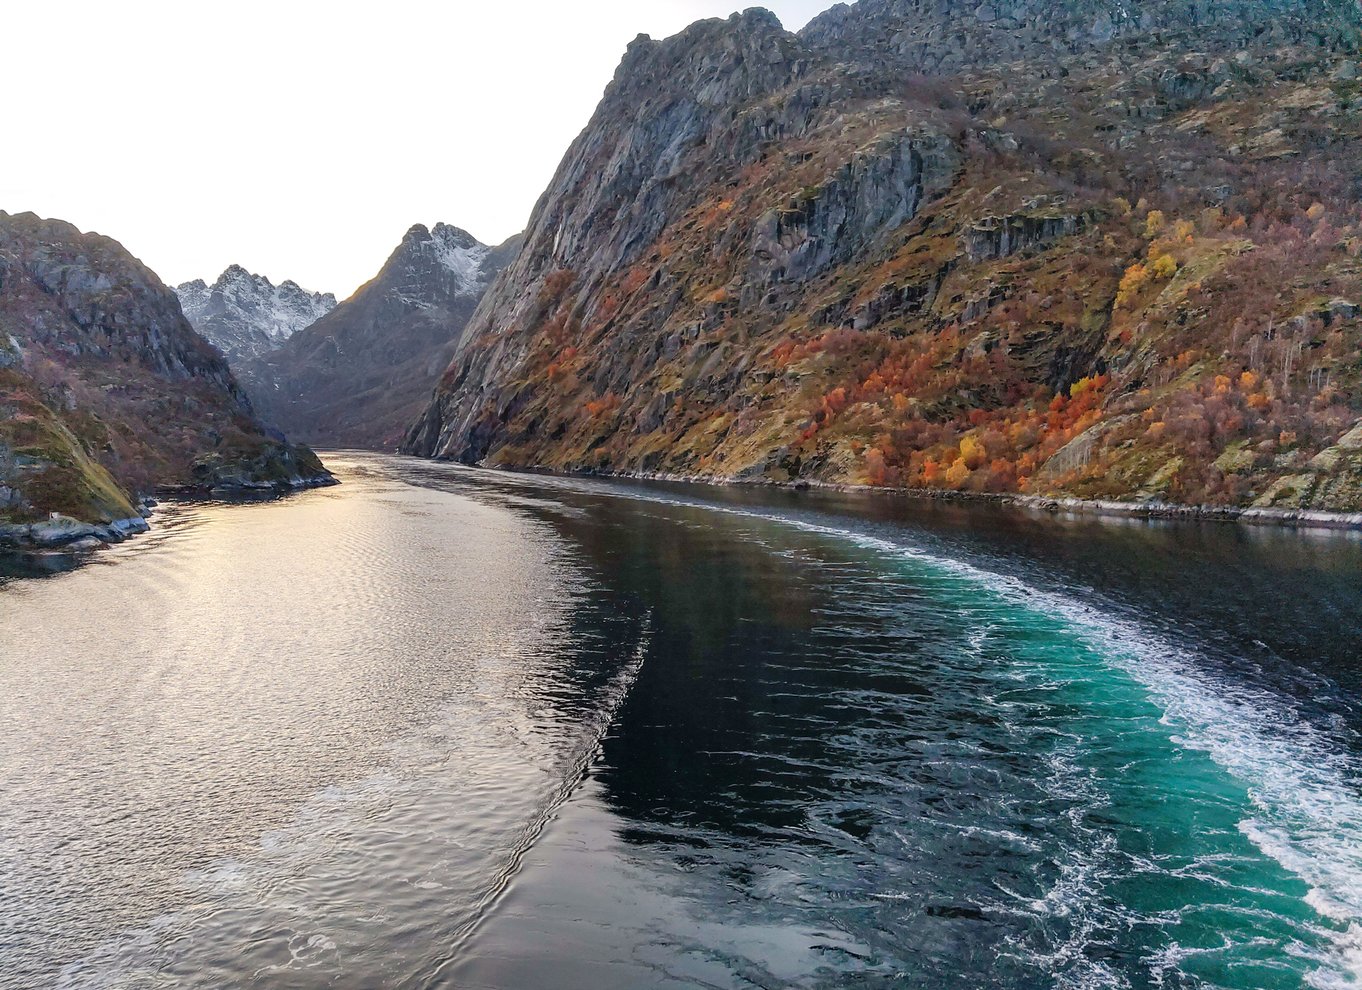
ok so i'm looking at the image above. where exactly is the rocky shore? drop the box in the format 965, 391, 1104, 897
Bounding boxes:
0, 471, 339, 560
0, 211, 337, 551
0, 509, 153, 555
403, 3, 1362, 519
495, 461, 1362, 534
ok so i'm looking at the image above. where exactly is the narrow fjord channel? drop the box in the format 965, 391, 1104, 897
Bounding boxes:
3, 452, 1361, 990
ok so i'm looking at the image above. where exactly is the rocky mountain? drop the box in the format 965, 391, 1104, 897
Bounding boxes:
240, 223, 520, 450
0, 211, 332, 548
405, 0, 1362, 513
176, 266, 336, 364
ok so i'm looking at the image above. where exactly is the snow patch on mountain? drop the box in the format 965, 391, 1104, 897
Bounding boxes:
437, 240, 491, 296
402, 223, 494, 299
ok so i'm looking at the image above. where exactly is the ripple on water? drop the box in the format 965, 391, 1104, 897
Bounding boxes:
4, 455, 1362, 990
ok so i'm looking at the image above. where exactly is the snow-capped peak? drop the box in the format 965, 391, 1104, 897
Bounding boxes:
176, 267, 337, 363
395, 224, 493, 300
436, 240, 491, 297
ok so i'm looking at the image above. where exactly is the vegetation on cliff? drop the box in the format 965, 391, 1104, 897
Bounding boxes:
406, 0, 1362, 512
0, 212, 332, 538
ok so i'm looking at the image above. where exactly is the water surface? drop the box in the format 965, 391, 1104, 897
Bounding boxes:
2, 452, 1360, 989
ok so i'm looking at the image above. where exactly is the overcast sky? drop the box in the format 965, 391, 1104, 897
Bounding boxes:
4, 1, 832, 298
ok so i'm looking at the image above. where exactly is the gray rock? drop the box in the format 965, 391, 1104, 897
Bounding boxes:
1328, 298, 1360, 322
27, 514, 99, 547
0, 333, 19, 369
96, 517, 151, 542
403, 9, 804, 461
798, 0, 1360, 72
963, 212, 1092, 262
748, 129, 959, 288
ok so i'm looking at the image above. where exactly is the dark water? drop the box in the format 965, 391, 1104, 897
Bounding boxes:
2, 452, 1360, 989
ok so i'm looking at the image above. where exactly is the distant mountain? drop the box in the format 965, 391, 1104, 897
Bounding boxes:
240, 223, 520, 450
176, 266, 336, 364
0, 211, 332, 548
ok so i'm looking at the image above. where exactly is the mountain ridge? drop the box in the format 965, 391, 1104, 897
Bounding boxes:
239, 222, 521, 450
177, 266, 336, 365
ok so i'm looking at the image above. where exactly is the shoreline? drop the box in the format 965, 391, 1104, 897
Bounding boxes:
0, 473, 340, 559
468, 460, 1362, 534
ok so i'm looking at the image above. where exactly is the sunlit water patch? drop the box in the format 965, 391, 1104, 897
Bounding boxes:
3, 453, 1361, 990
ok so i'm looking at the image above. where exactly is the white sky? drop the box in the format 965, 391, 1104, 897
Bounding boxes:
4, 1, 832, 298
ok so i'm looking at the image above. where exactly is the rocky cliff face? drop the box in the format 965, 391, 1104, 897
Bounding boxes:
800, 0, 1361, 72
0, 212, 332, 545
406, 0, 1362, 513
176, 266, 336, 364
240, 223, 519, 450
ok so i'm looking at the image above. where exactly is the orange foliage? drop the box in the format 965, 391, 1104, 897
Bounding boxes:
865, 447, 887, 485
620, 265, 650, 296
770, 328, 865, 369
541, 269, 575, 302
584, 393, 621, 418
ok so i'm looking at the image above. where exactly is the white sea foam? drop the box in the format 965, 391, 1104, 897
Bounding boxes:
780, 515, 1362, 987
497, 473, 1362, 986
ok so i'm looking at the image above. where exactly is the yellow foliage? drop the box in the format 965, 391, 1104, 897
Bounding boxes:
946, 458, 971, 488
1151, 253, 1178, 279
1144, 210, 1166, 239
1307, 202, 1326, 221
1174, 219, 1195, 243
1116, 263, 1150, 308
1070, 374, 1104, 397
959, 434, 985, 469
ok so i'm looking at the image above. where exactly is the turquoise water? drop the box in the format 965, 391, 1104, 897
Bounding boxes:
804, 525, 1359, 989
2, 453, 1360, 989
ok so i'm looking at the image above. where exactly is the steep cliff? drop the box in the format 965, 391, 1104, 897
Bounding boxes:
800, 0, 1362, 69
176, 267, 336, 364
0, 212, 332, 546
241, 224, 519, 450
406, 0, 1362, 513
